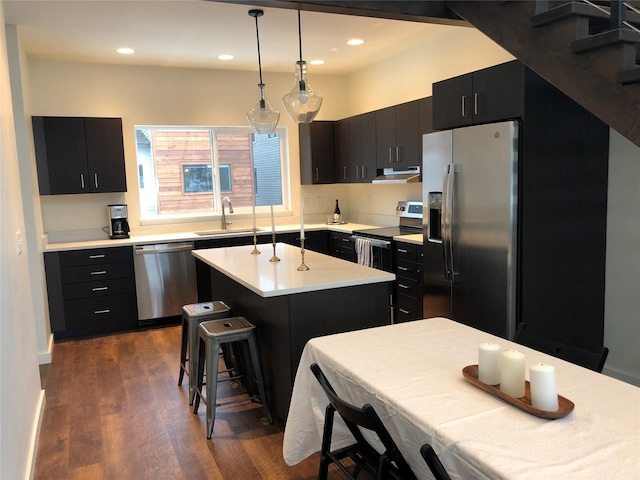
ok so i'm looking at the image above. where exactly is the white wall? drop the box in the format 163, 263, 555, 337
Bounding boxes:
28, 60, 348, 236
1, 7, 45, 480
603, 130, 640, 385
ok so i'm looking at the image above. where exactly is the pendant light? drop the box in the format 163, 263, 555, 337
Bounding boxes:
246, 9, 280, 134
282, 10, 323, 123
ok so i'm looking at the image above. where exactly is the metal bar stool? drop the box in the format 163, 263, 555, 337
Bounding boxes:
192, 316, 273, 439
178, 301, 232, 405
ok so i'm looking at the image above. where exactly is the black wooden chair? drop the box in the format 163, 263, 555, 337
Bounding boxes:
514, 322, 609, 373
310, 363, 417, 480
419, 443, 452, 480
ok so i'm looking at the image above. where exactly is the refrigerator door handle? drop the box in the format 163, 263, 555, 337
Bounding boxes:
442, 163, 456, 283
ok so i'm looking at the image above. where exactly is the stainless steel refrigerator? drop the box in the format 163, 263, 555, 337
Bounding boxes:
423, 120, 518, 339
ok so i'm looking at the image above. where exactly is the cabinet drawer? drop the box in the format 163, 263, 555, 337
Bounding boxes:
395, 294, 422, 322
396, 259, 420, 279
395, 276, 421, 300
62, 277, 136, 300
64, 293, 138, 332
61, 261, 134, 284
394, 242, 418, 262
59, 246, 133, 267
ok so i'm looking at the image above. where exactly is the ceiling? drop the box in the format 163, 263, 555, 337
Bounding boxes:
2, 0, 462, 75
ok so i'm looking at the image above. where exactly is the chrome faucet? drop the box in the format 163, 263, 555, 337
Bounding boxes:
221, 196, 234, 230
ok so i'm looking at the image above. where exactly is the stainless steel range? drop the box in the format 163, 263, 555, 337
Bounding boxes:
351, 201, 423, 272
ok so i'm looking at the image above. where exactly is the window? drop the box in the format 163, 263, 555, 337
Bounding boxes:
135, 126, 288, 221
183, 164, 213, 193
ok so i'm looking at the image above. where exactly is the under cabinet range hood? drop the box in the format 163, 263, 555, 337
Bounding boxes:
372, 166, 421, 184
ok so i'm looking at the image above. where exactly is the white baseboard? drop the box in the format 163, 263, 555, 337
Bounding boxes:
26, 390, 46, 480
603, 365, 640, 387
37, 333, 53, 365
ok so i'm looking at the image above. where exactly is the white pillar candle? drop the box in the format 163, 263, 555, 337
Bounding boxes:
270, 205, 275, 234
500, 349, 526, 398
300, 200, 305, 239
478, 343, 501, 385
252, 204, 256, 231
529, 363, 559, 411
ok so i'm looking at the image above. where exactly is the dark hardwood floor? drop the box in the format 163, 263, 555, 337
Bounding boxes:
35, 325, 343, 480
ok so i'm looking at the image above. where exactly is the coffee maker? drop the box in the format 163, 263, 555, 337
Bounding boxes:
108, 204, 130, 239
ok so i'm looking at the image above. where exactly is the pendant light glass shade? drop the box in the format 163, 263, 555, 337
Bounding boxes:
246, 10, 279, 134
282, 11, 322, 123
247, 84, 280, 134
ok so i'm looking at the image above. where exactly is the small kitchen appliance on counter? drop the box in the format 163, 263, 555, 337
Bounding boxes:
108, 204, 130, 239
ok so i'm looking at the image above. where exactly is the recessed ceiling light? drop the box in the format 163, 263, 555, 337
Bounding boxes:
116, 47, 135, 55
310, 59, 325, 65
218, 54, 234, 61
347, 39, 364, 46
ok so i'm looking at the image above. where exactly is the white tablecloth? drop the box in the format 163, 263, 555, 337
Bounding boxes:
283, 318, 640, 479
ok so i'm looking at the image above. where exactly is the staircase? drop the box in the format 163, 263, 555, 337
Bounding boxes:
445, 0, 640, 148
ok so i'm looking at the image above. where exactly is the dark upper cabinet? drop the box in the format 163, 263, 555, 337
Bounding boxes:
376, 99, 421, 169
335, 118, 352, 183
299, 121, 336, 185
33, 116, 127, 195
433, 61, 525, 130
335, 113, 377, 184
359, 112, 377, 182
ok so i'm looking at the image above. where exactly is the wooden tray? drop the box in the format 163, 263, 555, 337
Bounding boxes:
462, 364, 574, 419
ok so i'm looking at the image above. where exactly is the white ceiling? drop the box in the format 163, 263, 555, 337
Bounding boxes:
2, 0, 460, 75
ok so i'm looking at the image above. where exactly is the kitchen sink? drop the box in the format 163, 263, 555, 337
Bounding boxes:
194, 228, 265, 236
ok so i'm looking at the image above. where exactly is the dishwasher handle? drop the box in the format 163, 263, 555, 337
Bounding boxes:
134, 242, 194, 255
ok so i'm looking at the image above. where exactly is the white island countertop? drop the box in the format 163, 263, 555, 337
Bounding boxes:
192, 242, 395, 298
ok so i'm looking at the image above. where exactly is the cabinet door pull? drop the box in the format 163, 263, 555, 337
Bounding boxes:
90, 270, 107, 275
397, 266, 409, 272
396, 146, 401, 164
92, 286, 109, 291
397, 248, 409, 253
89, 254, 106, 259
399, 308, 411, 314
388, 147, 393, 164
474, 93, 479, 115
80, 173, 85, 189
315, 167, 319, 182
461, 95, 467, 117
94, 309, 110, 314
398, 283, 411, 289
361, 165, 367, 179
344, 166, 348, 181
94, 173, 99, 189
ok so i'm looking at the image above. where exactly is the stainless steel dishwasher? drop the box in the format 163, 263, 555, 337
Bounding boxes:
133, 242, 197, 324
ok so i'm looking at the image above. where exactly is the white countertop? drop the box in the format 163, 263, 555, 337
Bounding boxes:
43, 223, 376, 252
192, 242, 395, 298
394, 233, 423, 245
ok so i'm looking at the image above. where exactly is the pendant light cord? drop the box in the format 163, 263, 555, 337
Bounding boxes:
253, 13, 264, 87
297, 9, 303, 63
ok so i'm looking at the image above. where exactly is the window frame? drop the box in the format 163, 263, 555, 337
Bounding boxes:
134, 125, 291, 226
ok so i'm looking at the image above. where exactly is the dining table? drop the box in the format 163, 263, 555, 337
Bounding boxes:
283, 317, 640, 479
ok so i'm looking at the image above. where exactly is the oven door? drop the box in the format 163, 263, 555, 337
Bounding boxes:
350, 235, 393, 272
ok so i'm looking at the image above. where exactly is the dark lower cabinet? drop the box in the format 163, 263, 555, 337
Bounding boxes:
328, 231, 355, 262
44, 246, 138, 339
393, 241, 423, 322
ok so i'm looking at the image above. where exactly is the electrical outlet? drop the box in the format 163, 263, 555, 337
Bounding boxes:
316, 196, 324, 209
303, 197, 310, 209
16, 231, 23, 255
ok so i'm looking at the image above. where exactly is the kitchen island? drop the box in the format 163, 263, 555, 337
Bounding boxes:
192, 242, 395, 421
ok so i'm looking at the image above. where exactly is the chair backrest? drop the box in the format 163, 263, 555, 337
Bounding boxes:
310, 363, 417, 480
514, 322, 609, 372
419, 443, 452, 480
